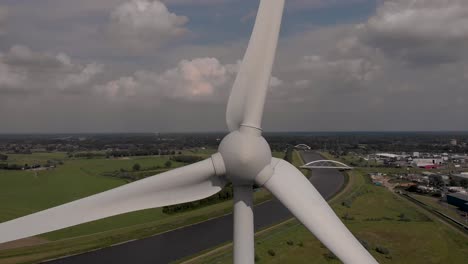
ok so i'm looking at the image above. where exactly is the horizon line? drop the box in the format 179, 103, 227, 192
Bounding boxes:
1, 130, 468, 135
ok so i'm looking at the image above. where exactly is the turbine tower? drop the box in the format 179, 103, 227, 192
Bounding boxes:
0, 1, 378, 263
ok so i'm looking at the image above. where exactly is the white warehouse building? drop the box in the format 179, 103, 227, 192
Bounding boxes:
411, 158, 444, 168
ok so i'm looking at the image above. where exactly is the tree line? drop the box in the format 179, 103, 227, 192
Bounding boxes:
162, 185, 234, 214
68, 149, 183, 159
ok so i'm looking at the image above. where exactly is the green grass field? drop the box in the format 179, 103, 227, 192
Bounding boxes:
0, 154, 189, 223
185, 168, 468, 264
0, 149, 287, 263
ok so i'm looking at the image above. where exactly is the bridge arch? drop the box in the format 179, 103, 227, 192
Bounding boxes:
300, 160, 353, 170
294, 144, 311, 150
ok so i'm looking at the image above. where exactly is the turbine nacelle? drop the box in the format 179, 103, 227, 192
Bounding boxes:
217, 126, 272, 185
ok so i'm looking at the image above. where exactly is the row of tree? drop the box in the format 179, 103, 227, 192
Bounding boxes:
67, 150, 184, 159
106, 149, 180, 158
131, 161, 173, 172
0, 159, 63, 171
0, 164, 23, 170
0, 163, 41, 170
162, 185, 234, 214
170, 155, 203, 164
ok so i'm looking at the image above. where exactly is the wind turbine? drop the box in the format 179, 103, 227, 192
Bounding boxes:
0, 1, 377, 263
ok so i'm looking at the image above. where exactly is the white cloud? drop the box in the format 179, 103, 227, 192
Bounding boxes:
300, 55, 380, 84
108, 0, 188, 51
56, 53, 73, 66
97, 57, 237, 101
9, 45, 34, 60
155, 57, 231, 98
58, 63, 104, 90
0, 45, 102, 93
287, 0, 371, 10
269, 76, 283, 88
97, 56, 284, 103
95, 76, 138, 99
0, 58, 26, 88
368, 0, 468, 40
294, 80, 310, 87
363, 0, 468, 64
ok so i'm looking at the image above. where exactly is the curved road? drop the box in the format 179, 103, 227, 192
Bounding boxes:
48, 152, 345, 264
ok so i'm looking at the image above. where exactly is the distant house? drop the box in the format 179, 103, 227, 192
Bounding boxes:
447, 193, 468, 212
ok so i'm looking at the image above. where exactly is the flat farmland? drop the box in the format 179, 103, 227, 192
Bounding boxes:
0, 150, 284, 263
0, 153, 198, 239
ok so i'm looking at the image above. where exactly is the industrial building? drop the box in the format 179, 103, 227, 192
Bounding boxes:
446, 193, 468, 212
411, 158, 444, 168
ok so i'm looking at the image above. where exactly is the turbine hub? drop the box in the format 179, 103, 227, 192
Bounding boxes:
218, 127, 272, 185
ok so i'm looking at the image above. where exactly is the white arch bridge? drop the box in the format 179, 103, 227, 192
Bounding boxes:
294, 144, 311, 150
300, 160, 353, 170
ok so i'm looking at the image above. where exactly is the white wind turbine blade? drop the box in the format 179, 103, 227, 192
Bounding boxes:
263, 158, 378, 264
226, 0, 285, 131
0, 158, 225, 244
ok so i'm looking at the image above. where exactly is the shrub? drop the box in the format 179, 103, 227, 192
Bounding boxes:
255, 254, 260, 262
342, 213, 355, 220
398, 213, 411, 222
267, 249, 276, 257
298, 241, 304, 247
358, 239, 370, 250
286, 240, 294, 246
376, 246, 390, 255
0, 154, 8, 161
342, 199, 352, 208
324, 252, 338, 260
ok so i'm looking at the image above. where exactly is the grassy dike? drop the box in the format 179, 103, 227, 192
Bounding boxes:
181, 154, 468, 264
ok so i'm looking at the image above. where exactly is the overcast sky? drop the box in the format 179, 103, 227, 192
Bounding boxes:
0, 0, 467, 133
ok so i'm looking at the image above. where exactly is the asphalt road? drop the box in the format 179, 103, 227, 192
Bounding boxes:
47, 151, 344, 264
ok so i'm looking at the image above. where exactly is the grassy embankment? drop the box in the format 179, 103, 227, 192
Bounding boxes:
0, 150, 284, 264
409, 194, 468, 225
183, 154, 468, 264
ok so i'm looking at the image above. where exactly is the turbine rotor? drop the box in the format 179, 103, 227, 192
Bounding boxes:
218, 126, 272, 185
